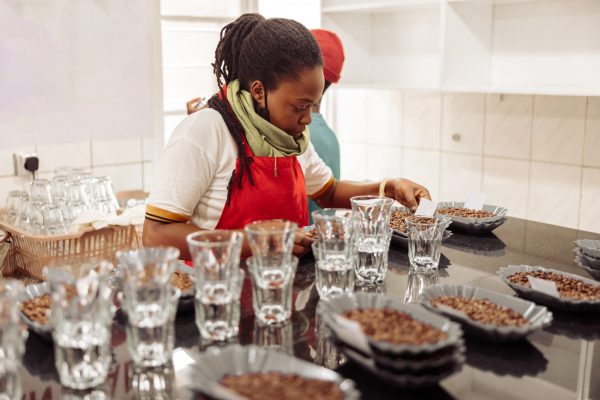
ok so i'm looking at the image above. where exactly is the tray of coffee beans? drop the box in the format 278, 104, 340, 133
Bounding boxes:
435, 201, 508, 234
185, 345, 360, 399
498, 265, 600, 311
18, 283, 52, 340
420, 284, 552, 341
317, 292, 465, 387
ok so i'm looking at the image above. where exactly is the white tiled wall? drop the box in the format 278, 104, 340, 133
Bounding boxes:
333, 88, 600, 233
0, 138, 152, 202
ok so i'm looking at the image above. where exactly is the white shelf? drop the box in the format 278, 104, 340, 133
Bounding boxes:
323, 0, 600, 97
322, 0, 438, 14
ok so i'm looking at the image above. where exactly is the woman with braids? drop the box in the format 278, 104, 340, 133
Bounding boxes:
143, 13, 431, 259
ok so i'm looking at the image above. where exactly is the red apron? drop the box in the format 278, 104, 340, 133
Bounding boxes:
215, 138, 309, 229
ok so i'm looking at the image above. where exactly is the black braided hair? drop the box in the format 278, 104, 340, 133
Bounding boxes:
208, 13, 323, 204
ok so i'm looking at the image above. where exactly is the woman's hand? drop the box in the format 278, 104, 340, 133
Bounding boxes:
292, 231, 314, 257
386, 178, 431, 211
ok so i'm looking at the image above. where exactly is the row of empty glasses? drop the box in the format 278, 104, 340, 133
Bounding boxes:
310, 195, 449, 300
4, 167, 119, 235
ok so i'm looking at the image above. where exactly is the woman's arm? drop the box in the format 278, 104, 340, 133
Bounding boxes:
316, 178, 431, 210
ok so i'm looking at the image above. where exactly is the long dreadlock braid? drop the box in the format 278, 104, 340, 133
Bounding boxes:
208, 13, 323, 204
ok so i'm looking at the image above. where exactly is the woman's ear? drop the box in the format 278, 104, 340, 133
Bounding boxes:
249, 80, 266, 107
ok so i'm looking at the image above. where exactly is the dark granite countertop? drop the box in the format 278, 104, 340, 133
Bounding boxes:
18, 217, 600, 399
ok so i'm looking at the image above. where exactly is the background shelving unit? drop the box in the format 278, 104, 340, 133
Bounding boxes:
322, 0, 600, 96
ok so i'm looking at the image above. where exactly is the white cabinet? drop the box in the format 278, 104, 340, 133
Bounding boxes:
321, 0, 600, 96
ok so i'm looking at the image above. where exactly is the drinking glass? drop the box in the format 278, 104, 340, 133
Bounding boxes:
351, 196, 394, 284
124, 288, 180, 368
46, 260, 114, 390
227, 267, 245, 339
51, 175, 70, 207
311, 208, 355, 261
4, 191, 28, 225
0, 280, 26, 400
405, 216, 450, 274
41, 205, 67, 235
244, 219, 297, 268
247, 255, 297, 325
30, 179, 53, 205
187, 231, 243, 341
312, 241, 354, 299
117, 247, 180, 367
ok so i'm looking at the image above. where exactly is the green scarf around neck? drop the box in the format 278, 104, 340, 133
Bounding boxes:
226, 79, 310, 157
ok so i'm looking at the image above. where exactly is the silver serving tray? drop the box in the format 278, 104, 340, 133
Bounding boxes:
419, 284, 553, 341
185, 345, 360, 400
573, 247, 600, 270
498, 265, 600, 312
391, 206, 453, 243
574, 239, 600, 259
574, 255, 600, 280
18, 283, 52, 340
317, 292, 463, 356
341, 344, 463, 388
435, 202, 508, 233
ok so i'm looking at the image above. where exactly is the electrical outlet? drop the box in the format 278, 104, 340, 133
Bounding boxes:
13, 153, 38, 177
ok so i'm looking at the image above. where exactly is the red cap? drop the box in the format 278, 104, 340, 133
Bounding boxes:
311, 29, 345, 84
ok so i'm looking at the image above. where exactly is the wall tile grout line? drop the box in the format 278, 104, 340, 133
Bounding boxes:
576, 97, 589, 231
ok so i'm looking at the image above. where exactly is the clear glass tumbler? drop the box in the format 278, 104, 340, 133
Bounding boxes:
405, 216, 450, 274
4, 191, 28, 225
247, 255, 297, 326
0, 280, 26, 400
187, 231, 243, 341
46, 260, 114, 390
351, 196, 394, 284
312, 241, 355, 299
117, 247, 180, 367
244, 219, 297, 268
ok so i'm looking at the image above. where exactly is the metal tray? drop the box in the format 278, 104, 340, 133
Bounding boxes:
435, 202, 508, 233
184, 345, 360, 400
574, 255, 600, 280
573, 247, 600, 270
419, 284, 553, 341
340, 344, 463, 388
317, 292, 463, 356
18, 282, 52, 341
497, 265, 600, 312
574, 239, 600, 259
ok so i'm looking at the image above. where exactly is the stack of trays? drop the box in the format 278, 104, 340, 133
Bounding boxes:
317, 292, 464, 387
574, 239, 600, 280
419, 284, 553, 341
435, 201, 508, 234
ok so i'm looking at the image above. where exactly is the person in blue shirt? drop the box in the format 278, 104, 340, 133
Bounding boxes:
307, 29, 344, 224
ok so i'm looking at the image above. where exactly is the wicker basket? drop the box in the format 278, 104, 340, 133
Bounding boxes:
0, 214, 140, 281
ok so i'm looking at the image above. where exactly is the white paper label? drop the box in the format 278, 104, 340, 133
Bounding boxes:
527, 276, 560, 298
415, 198, 437, 217
333, 315, 371, 354
464, 192, 486, 210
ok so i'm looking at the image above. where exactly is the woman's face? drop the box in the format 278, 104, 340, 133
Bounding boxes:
250, 66, 324, 137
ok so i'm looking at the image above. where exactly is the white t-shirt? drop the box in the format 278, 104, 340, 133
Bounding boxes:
147, 108, 334, 229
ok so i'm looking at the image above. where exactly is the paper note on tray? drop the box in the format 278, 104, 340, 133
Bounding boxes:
464, 192, 486, 210
333, 315, 370, 354
527, 276, 560, 298
415, 198, 437, 217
